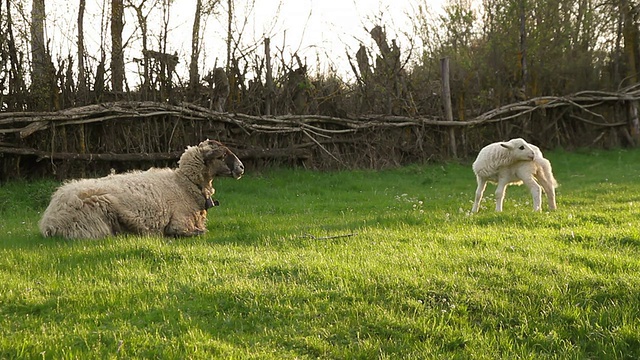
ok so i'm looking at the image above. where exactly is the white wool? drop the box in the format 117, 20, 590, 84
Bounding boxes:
471, 138, 558, 212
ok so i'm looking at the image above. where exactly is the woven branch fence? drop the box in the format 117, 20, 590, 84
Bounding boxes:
1, 86, 639, 180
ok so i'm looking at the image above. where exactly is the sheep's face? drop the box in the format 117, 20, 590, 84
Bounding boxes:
199, 139, 244, 180
500, 138, 535, 161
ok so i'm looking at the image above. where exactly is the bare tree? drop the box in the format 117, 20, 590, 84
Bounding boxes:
226, 0, 232, 73
77, 0, 87, 104
30, 0, 45, 82
620, 0, 640, 138
621, 0, 640, 84
127, 0, 150, 93
189, 0, 203, 99
2, 0, 27, 110
111, 0, 124, 93
30, 0, 57, 110
518, 0, 527, 99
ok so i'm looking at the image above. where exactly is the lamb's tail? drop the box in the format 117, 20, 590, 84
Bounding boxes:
535, 157, 558, 189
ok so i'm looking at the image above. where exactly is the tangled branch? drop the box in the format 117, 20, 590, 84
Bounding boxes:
2, 87, 637, 140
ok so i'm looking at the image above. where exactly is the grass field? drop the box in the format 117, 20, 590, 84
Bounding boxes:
2, 148, 640, 359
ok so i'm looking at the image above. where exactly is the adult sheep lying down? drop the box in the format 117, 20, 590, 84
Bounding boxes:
471, 138, 557, 212
39, 139, 244, 239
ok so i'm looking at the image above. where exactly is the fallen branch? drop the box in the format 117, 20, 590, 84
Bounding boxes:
300, 233, 359, 240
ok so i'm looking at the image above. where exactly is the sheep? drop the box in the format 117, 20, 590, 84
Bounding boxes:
39, 139, 244, 239
471, 138, 557, 212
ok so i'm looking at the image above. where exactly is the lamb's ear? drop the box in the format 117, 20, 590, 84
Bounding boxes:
500, 142, 513, 150
200, 141, 225, 160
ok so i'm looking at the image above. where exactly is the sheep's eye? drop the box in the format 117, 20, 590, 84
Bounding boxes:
519, 146, 525, 150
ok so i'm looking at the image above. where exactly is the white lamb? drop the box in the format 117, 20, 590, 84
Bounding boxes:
471, 138, 558, 212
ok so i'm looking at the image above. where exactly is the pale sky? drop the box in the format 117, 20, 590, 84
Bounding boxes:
41, 0, 447, 83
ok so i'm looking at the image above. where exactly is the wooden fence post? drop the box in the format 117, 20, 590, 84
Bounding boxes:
628, 101, 639, 145
265, 38, 273, 116
441, 57, 457, 157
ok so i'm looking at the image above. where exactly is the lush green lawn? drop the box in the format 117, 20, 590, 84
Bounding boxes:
2, 148, 640, 359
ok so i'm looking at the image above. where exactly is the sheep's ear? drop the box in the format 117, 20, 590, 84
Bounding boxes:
201, 141, 225, 161
500, 142, 512, 150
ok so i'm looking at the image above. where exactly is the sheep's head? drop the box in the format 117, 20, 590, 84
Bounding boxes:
199, 139, 244, 180
500, 138, 535, 161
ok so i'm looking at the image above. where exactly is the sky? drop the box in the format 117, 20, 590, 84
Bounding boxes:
254, 0, 444, 74
42, 0, 448, 83
205, 0, 448, 77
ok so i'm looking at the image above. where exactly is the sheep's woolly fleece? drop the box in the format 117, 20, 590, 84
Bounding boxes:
471, 138, 557, 212
39, 139, 244, 239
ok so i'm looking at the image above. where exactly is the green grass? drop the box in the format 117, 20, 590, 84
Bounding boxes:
2, 148, 640, 359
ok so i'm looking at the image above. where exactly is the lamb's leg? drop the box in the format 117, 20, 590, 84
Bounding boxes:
113, 207, 160, 236
537, 177, 557, 210
521, 176, 542, 211
165, 212, 207, 237
494, 178, 510, 212
544, 184, 556, 210
69, 193, 119, 238
103, 197, 151, 236
472, 177, 487, 213
535, 164, 557, 211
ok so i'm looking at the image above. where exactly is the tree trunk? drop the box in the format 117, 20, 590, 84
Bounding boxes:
111, 0, 124, 93
621, 0, 639, 84
161, 0, 170, 53
519, 0, 528, 98
77, 0, 87, 104
160, 0, 172, 100
621, 0, 640, 141
30, 0, 45, 80
189, 0, 202, 100
30, 0, 51, 110
226, 0, 232, 72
